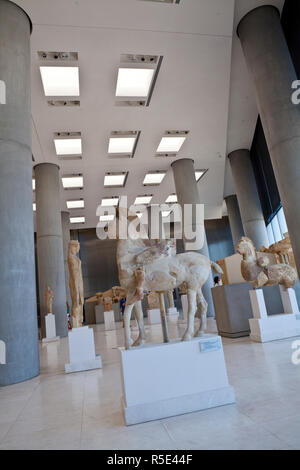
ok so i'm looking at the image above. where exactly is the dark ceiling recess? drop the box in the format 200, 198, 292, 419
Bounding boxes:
250, 0, 299, 225
139, 0, 180, 4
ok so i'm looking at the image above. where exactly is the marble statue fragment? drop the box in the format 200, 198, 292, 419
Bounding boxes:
147, 291, 160, 310
236, 237, 297, 289
68, 240, 84, 328
45, 285, 54, 314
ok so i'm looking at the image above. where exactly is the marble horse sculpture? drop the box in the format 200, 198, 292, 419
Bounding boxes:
236, 237, 297, 289
116, 216, 223, 350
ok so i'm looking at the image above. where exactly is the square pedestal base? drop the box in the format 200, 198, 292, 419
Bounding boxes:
249, 314, 300, 343
65, 326, 102, 373
42, 336, 60, 343
119, 335, 235, 426
104, 310, 116, 330
167, 307, 178, 316
147, 309, 161, 325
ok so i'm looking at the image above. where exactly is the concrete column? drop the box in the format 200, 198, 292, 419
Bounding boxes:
172, 158, 215, 318
0, 1, 39, 386
228, 149, 269, 249
225, 195, 245, 247
35, 163, 68, 338
237, 5, 300, 275
61, 211, 71, 307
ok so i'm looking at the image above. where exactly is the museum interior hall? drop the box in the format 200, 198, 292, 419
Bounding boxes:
0, 0, 300, 452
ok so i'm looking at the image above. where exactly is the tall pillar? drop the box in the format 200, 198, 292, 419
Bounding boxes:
228, 149, 269, 249
61, 211, 71, 307
172, 158, 215, 318
225, 195, 245, 247
35, 163, 68, 338
0, 1, 39, 386
237, 5, 300, 274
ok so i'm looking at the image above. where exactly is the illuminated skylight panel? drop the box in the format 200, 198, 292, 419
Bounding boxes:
134, 195, 153, 205
115, 68, 154, 97
99, 214, 115, 222
67, 200, 84, 209
33, 203, 36, 212
143, 172, 166, 185
40, 66, 80, 96
165, 194, 177, 203
62, 176, 83, 189
162, 210, 171, 217
70, 216, 85, 224
32, 179, 35, 191
108, 137, 136, 154
54, 138, 82, 156
195, 170, 205, 182
104, 173, 127, 187
157, 136, 186, 153
101, 197, 119, 207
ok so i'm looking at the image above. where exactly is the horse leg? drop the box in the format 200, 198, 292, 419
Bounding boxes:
194, 288, 208, 337
123, 300, 135, 350
132, 300, 146, 347
182, 289, 197, 342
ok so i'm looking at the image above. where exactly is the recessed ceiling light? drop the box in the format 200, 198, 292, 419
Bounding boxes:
108, 137, 136, 154
32, 179, 35, 191
165, 194, 177, 203
134, 195, 153, 205
101, 197, 119, 207
143, 172, 166, 185
40, 66, 80, 96
157, 136, 186, 153
104, 173, 127, 187
116, 68, 154, 97
67, 200, 84, 209
33, 203, 36, 212
195, 170, 207, 182
62, 175, 83, 189
70, 216, 85, 224
100, 214, 115, 222
54, 138, 82, 156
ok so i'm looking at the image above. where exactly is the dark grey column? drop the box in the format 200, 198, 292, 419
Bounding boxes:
228, 149, 269, 249
61, 211, 71, 307
172, 158, 215, 318
35, 163, 68, 338
238, 5, 300, 274
225, 195, 245, 247
0, 1, 39, 386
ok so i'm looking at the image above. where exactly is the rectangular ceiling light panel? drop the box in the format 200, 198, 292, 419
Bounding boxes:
40, 66, 80, 96
101, 197, 119, 207
70, 216, 85, 224
165, 194, 177, 203
104, 173, 127, 187
54, 138, 82, 156
195, 170, 207, 182
157, 136, 186, 153
67, 200, 84, 209
134, 195, 153, 205
108, 137, 136, 155
116, 68, 154, 97
100, 214, 115, 222
143, 172, 166, 185
62, 175, 83, 189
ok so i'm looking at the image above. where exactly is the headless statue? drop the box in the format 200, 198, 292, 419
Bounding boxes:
45, 285, 54, 314
68, 240, 84, 328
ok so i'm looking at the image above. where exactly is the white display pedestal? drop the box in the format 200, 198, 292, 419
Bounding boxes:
167, 307, 179, 321
104, 310, 116, 330
147, 309, 161, 325
181, 294, 188, 320
119, 335, 235, 425
249, 288, 300, 343
65, 326, 102, 373
42, 314, 60, 343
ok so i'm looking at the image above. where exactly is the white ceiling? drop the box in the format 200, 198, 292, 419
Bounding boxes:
15, 0, 284, 228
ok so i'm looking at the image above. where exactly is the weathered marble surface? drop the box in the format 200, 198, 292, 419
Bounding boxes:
68, 241, 84, 328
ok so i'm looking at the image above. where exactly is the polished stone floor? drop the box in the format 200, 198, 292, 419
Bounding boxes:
0, 317, 300, 450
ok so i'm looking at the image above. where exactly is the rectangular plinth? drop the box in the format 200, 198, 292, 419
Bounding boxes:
181, 295, 188, 320
42, 336, 60, 343
119, 335, 235, 425
65, 326, 102, 373
250, 314, 300, 343
147, 309, 161, 325
167, 307, 179, 316
104, 310, 115, 330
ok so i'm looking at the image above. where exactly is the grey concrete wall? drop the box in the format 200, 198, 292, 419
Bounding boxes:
0, 0, 39, 386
